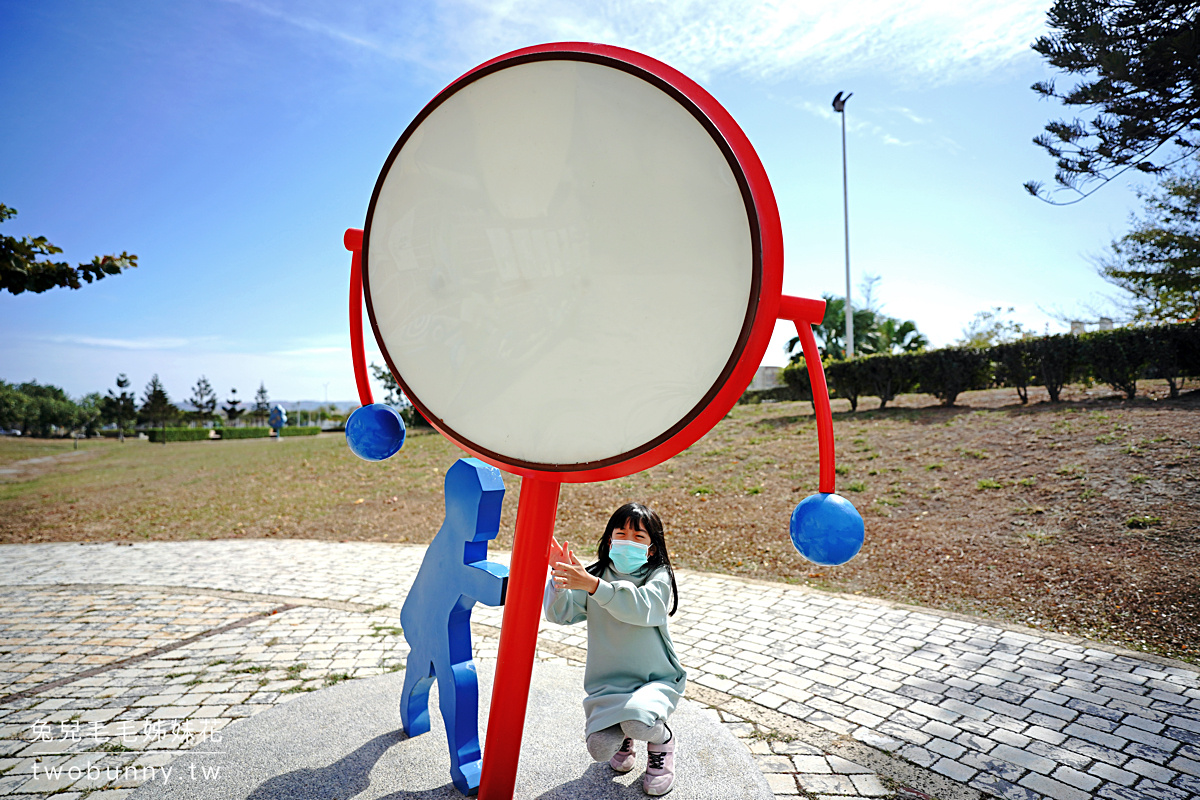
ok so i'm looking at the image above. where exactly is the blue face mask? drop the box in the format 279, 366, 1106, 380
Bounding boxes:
609, 540, 650, 573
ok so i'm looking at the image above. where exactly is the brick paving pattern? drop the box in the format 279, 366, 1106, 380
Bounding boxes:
0, 541, 1196, 800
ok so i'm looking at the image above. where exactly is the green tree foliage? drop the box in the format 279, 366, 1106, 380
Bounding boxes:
1026, 0, 1200, 203
786, 294, 927, 362
139, 375, 178, 428
0, 381, 29, 432
369, 362, 430, 427
369, 362, 403, 405
1099, 156, 1200, 321
223, 388, 244, 426
252, 382, 270, 425
874, 318, 929, 354
3, 381, 80, 437
187, 376, 217, 427
0, 204, 137, 295
100, 373, 136, 440
76, 392, 103, 437
959, 307, 1032, 349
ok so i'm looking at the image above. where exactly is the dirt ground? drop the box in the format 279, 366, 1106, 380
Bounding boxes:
2, 381, 1197, 664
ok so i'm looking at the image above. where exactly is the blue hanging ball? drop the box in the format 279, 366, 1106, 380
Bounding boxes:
345, 404, 406, 462
789, 492, 865, 566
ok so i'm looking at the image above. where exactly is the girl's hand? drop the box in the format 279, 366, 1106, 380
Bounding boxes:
548, 536, 569, 569
550, 539, 598, 594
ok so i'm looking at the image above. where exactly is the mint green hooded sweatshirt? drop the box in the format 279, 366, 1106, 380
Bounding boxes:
543, 564, 687, 735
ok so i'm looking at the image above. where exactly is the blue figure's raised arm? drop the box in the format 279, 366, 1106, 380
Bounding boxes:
463, 559, 508, 607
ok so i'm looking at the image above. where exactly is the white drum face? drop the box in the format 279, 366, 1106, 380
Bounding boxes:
365, 57, 755, 469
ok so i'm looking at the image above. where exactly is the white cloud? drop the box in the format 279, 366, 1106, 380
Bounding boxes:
227, 0, 1050, 86
892, 106, 932, 125
41, 335, 204, 350
786, 97, 918, 147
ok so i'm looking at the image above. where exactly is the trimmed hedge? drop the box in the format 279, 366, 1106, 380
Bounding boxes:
740, 385, 803, 404
146, 427, 213, 443
279, 426, 321, 437
778, 357, 815, 405
219, 427, 271, 440
859, 351, 918, 409
769, 320, 1199, 409
1081, 327, 1149, 399
992, 340, 1037, 404
1028, 333, 1081, 403
915, 347, 993, 407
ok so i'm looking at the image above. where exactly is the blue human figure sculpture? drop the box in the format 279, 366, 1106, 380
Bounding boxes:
400, 458, 508, 796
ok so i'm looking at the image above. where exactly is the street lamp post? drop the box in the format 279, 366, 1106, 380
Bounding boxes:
832, 91, 853, 357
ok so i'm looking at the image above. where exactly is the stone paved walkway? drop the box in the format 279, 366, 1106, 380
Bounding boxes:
0, 541, 1197, 800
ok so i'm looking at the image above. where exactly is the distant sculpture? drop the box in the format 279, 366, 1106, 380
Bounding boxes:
268, 405, 287, 439
400, 458, 509, 795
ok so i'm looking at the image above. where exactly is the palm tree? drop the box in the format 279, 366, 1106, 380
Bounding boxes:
786, 295, 928, 361
875, 318, 928, 354
787, 294, 883, 360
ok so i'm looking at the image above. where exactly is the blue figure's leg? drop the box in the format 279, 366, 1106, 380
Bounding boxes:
400, 657, 435, 738
436, 650, 483, 795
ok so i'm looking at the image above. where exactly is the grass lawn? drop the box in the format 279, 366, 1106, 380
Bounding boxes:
2, 381, 1197, 664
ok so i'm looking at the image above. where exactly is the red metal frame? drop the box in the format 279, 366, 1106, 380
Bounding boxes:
345, 228, 373, 408
777, 296, 837, 494
478, 476, 561, 799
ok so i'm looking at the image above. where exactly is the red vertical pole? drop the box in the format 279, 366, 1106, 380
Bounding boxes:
794, 321, 837, 494
778, 295, 837, 495
479, 475, 561, 800
344, 228, 373, 408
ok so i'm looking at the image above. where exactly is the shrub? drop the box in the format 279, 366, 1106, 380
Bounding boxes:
913, 347, 992, 406
219, 427, 271, 440
739, 385, 803, 404
1029, 333, 1081, 403
1177, 320, 1200, 377
779, 358, 815, 404
991, 339, 1036, 404
766, 322, 1197, 412
824, 358, 866, 411
1145, 320, 1200, 397
1081, 327, 1152, 399
279, 426, 321, 437
858, 351, 918, 409
146, 427, 212, 443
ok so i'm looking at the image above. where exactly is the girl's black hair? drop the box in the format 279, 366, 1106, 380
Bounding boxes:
586, 502, 678, 616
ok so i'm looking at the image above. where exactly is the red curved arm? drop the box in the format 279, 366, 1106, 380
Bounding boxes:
345, 228, 373, 408
778, 295, 836, 494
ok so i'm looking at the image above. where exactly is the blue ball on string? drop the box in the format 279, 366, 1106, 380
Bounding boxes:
346, 403, 406, 462
789, 492, 864, 566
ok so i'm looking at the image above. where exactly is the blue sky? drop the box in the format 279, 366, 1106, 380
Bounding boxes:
0, 0, 1144, 404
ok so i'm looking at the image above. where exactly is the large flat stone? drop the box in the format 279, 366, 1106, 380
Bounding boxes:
129, 660, 772, 799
